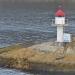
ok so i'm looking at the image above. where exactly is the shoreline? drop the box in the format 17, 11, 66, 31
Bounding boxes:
0, 38, 75, 74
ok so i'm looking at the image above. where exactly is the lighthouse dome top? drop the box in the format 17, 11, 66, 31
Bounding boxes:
55, 9, 65, 17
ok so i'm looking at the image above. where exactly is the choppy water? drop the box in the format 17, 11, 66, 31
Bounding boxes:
0, 2, 75, 48
0, 2, 75, 75
0, 7, 55, 47
0, 6, 74, 48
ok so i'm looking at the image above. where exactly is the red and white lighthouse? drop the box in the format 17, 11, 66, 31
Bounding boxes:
55, 9, 65, 42
52, 7, 69, 45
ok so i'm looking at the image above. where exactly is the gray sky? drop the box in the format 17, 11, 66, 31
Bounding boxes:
0, 0, 74, 2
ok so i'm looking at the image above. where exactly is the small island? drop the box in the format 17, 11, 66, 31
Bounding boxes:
0, 37, 75, 74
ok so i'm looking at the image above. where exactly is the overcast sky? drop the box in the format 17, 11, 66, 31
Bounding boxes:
0, 0, 75, 2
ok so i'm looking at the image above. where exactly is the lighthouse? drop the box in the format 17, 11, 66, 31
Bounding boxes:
55, 9, 65, 43
52, 7, 71, 46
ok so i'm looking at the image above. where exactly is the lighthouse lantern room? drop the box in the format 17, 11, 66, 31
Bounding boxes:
55, 9, 65, 25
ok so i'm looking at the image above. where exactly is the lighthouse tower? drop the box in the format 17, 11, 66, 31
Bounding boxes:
55, 9, 65, 43
52, 7, 69, 46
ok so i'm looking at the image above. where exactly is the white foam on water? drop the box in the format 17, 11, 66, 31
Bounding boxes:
0, 68, 31, 75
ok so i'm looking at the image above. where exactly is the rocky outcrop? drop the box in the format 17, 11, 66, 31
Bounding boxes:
0, 38, 75, 72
